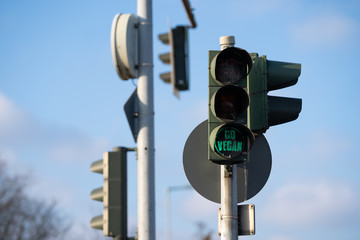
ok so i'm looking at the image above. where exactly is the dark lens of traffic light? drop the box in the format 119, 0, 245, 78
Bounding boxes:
216, 57, 246, 84
214, 85, 249, 121
215, 47, 252, 84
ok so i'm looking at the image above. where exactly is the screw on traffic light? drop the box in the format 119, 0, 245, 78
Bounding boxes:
208, 47, 255, 164
247, 54, 302, 133
158, 25, 189, 96
90, 147, 132, 239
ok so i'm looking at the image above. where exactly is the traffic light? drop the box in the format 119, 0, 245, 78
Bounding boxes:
208, 47, 255, 164
158, 25, 189, 94
247, 54, 302, 133
90, 147, 128, 238
110, 13, 138, 80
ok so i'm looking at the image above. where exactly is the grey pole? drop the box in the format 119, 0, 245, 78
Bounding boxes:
137, 0, 155, 240
219, 35, 238, 240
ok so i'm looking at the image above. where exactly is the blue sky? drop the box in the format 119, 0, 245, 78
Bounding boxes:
0, 0, 360, 239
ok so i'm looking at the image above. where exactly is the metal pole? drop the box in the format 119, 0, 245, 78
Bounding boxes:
137, 0, 155, 240
220, 165, 238, 240
181, 0, 197, 28
219, 36, 238, 240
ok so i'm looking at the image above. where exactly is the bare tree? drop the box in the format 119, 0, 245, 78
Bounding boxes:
0, 161, 68, 240
194, 221, 213, 240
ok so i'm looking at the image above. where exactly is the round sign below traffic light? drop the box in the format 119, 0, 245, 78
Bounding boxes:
183, 120, 272, 204
209, 123, 255, 162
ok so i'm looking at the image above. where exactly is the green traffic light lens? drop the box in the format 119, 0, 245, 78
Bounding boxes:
213, 124, 246, 159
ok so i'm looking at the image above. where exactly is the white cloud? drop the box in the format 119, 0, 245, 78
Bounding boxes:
182, 191, 219, 218
27, 175, 76, 208
46, 137, 109, 163
0, 92, 22, 126
274, 127, 351, 166
291, 13, 358, 47
0, 146, 17, 163
0, 92, 33, 143
261, 179, 359, 228
0, 92, 110, 163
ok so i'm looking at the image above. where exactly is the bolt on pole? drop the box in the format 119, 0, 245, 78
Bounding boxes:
137, 0, 155, 239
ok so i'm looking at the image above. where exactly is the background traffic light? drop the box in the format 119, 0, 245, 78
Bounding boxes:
247, 54, 302, 133
110, 13, 138, 80
158, 25, 189, 95
90, 147, 128, 238
208, 47, 255, 164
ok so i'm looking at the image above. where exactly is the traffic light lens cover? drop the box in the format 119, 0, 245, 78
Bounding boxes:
214, 125, 246, 159
213, 85, 249, 121
213, 47, 252, 84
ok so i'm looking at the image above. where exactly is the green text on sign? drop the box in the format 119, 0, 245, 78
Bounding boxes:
214, 126, 245, 159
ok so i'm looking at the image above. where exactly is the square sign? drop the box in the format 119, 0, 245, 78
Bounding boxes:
238, 204, 255, 236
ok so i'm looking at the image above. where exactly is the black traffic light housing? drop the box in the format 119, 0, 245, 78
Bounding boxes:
158, 25, 189, 96
208, 47, 255, 164
90, 147, 129, 238
247, 54, 302, 132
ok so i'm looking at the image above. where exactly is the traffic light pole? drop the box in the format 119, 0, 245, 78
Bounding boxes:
219, 36, 238, 240
137, 0, 155, 240
221, 165, 238, 239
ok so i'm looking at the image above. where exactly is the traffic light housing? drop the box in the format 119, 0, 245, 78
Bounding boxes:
208, 47, 255, 164
247, 54, 302, 133
90, 148, 127, 238
158, 25, 189, 95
